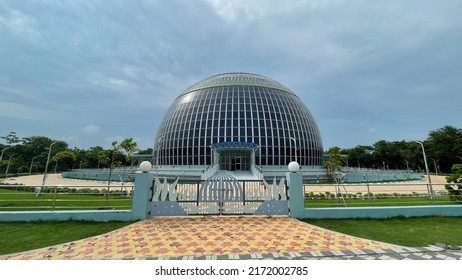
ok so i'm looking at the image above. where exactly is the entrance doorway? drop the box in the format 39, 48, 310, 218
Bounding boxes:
231, 157, 241, 171
211, 141, 258, 172
220, 151, 250, 171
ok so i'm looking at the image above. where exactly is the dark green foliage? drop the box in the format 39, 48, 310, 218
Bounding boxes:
427, 126, 462, 173
445, 164, 462, 201
1, 132, 146, 176
338, 125, 462, 173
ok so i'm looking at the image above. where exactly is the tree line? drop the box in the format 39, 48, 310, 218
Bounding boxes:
1, 125, 461, 178
330, 125, 462, 174
0, 132, 152, 178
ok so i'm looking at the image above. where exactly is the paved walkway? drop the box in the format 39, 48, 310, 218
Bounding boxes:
146, 247, 462, 260
3, 216, 460, 260
1, 174, 132, 187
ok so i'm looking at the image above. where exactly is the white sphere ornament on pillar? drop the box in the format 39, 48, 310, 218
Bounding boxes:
288, 161, 300, 173
139, 161, 152, 173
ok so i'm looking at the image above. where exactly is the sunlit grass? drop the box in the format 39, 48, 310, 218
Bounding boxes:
302, 216, 462, 247
304, 196, 458, 208
0, 188, 132, 211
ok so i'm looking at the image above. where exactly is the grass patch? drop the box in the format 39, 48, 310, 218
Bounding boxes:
304, 196, 458, 208
302, 216, 462, 247
0, 221, 133, 256
0, 188, 132, 211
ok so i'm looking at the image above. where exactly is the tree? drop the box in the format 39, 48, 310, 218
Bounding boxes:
21, 136, 67, 156
79, 146, 109, 168
52, 151, 77, 171
342, 145, 374, 168
137, 148, 153, 155
106, 138, 139, 185
120, 138, 139, 166
1, 132, 20, 145
324, 146, 347, 206
445, 164, 462, 201
324, 146, 344, 183
0, 136, 69, 175
426, 126, 462, 173
96, 150, 110, 168
108, 141, 118, 185
372, 140, 408, 169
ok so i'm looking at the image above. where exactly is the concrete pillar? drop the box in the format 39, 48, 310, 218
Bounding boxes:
131, 171, 154, 220
286, 171, 305, 219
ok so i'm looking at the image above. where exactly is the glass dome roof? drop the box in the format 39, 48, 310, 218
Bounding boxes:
180, 72, 294, 96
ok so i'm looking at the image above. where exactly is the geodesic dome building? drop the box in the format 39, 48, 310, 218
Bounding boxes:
153, 72, 323, 173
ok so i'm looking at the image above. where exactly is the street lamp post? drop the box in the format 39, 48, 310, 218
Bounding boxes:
41, 142, 57, 186
108, 143, 117, 186
5, 154, 15, 178
53, 160, 58, 173
29, 156, 38, 175
289, 137, 297, 163
155, 137, 164, 178
0, 147, 11, 162
430, 158, 438, 176
415, 140, 433, 199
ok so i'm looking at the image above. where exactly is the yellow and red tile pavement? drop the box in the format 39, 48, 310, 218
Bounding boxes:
0, 216, 400, 260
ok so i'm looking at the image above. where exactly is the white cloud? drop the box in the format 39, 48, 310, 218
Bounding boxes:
83, 124, 101, 134
205, 0, 248, 21
205, 0, 309, 22
87, 73, 135, 92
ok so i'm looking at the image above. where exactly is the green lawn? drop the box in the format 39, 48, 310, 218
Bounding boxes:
302, 216, 462, 247
0, 221, 134, 256
0, 188, 132, 211
305, 196, 459, 208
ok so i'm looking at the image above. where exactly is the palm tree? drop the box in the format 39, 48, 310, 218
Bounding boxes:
324, 146, 347, 206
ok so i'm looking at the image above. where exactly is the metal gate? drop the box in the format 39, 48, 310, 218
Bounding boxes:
150, 171, 288, 216
196, 171, 243, 214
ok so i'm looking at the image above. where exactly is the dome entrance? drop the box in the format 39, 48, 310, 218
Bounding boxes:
211, 141, 258, 171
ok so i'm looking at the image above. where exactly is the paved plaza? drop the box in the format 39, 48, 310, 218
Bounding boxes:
1, 216, 461, 260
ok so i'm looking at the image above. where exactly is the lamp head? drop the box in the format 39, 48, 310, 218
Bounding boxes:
139, 161, 152, 173
288, 161, 300, 173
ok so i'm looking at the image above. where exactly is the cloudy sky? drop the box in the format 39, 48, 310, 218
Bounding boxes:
1, 0, 461, 151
